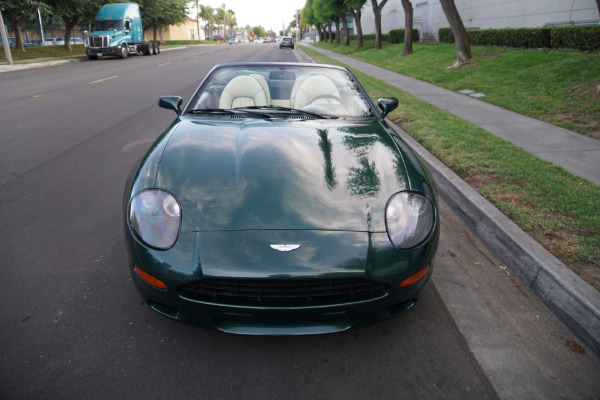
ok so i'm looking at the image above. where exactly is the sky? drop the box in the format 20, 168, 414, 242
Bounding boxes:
190, 0, 308, 32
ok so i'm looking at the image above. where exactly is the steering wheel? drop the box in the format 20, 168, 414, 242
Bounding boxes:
305, 94, 342, 106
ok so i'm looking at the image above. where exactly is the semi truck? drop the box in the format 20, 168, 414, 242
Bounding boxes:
86, 3, 159, 60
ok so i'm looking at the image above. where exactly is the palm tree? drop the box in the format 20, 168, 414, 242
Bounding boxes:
199, 4, 214, 40
215, 5, 225, 39
227, 9, 236, 39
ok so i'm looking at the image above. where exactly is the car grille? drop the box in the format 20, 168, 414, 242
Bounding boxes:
179, 278, 387, 307
89, 36, 109, 48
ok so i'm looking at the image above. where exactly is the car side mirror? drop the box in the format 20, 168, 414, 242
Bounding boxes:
159, 96, 183, 115
378, 97, 399, 119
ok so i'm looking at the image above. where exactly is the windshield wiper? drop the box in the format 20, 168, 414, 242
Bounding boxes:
187, 108, 235, 114
187, 108, 272, 119
243, 105, 337, 119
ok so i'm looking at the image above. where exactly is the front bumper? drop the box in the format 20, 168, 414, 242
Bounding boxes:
125, 228, 439, 335
86, 47, 121, 57
130, 262, 432, 334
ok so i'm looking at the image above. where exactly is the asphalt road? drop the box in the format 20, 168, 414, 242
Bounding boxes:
0, 43, 598, 399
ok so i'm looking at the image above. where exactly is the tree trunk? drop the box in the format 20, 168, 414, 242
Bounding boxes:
335, 15, 341, 44
401, 0, 413, 56
349, 9, 363, 49
4, 12, 30, 52
327, 21, 332, 44
371, 0, 388, 51
316, 24, 324, 42
195, 0, 200, 41
341, 12, 350, 46
61, 18, 77, 52
439, 0, 471, 66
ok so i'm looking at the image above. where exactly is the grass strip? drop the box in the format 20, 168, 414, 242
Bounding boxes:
1, 45, 86, 62
301, 44, 600, 291
312, 41, 600, 139
0, 41, 224, 64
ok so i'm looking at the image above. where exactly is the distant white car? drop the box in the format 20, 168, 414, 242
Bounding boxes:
52, 37, 84, 45
229, 38, 238, 45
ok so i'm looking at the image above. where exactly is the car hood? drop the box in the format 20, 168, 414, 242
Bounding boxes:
156, 118, 419, 232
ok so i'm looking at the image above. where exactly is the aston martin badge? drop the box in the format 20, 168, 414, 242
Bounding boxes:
270, 244, 301, 252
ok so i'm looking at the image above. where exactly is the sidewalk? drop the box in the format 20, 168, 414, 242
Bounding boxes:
305, 46, 600, 186
299, 44, 600, 357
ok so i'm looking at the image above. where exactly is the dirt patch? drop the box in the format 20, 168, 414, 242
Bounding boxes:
570, 82, 600, 99
462, 172, 504, 190
565, 339, 586, 355
457, 170, 600, 292
543, 81, 600, 140
542, 112, 600, 141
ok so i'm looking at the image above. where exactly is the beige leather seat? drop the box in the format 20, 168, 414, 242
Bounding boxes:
292, 75, 341, 109
289, 75, 310, 108
250, 74, 271, 105
219, 75, 270, 109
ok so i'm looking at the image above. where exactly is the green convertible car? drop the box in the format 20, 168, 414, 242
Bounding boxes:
124, 62, 439, 335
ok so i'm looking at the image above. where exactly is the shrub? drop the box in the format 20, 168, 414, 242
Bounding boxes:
439, 27, 454, 43
438, 25, 600, 52
551, 25, 600, 52
388, 28, 420, 44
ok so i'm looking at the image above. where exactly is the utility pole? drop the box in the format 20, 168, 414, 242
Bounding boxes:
295, 10, 299, 42
0, 9, 13, 65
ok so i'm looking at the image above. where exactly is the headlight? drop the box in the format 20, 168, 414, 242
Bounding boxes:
129, 190, 181, 249
385, 192, 434, 249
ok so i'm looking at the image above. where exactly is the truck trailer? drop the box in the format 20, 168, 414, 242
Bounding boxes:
86, 3, 159, 60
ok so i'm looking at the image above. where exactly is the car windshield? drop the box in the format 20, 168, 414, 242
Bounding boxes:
92, 20, 123, 31
187, 64, 375, 118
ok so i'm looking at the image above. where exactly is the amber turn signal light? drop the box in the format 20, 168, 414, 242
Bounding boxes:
134, 265, 167, 290
399, 265, 430, 288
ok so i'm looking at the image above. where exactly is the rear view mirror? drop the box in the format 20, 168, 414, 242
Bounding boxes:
159, 96, 183, 115
377, 97, 399, 118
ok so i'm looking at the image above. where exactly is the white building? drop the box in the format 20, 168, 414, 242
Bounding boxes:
360, 0, 600, 40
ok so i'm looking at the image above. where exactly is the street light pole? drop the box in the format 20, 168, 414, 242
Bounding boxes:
296, 10, 299, 42
38, 8, 45, 43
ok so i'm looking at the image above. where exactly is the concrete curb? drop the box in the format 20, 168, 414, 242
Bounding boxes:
387, 119, 600, 357
0, 58, 82, 72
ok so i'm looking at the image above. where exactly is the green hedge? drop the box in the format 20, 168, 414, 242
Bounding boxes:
388, 28, 420, 43
348, 31, 419, 44
550, 25, 600, 52
438, 25, 600, 52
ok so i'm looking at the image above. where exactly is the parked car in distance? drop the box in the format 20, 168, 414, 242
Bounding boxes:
123, 62, 440, 335
229, 38, 238, 44
50, 37, 83, 45
280, 37, 294, 49
0, 38, 16, 48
